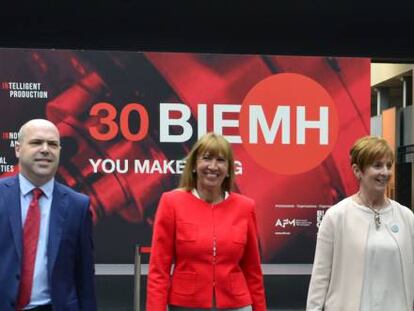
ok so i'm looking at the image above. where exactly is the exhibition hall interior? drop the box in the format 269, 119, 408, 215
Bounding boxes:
1, 2, 413, 310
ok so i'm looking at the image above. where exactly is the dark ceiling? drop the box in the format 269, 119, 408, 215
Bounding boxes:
1, 1, 414, 62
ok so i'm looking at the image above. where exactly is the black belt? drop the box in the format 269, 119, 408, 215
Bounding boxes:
27, 304, 52, 311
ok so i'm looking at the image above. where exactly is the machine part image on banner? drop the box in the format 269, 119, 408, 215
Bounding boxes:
0, 49, 370, 263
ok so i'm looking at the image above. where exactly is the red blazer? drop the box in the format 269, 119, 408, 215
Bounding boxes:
147, 190, 267, 311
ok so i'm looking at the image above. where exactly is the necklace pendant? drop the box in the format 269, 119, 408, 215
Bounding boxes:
374, 213, 381, 229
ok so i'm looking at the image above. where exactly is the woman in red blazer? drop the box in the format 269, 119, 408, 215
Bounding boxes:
147, 132, 267, 311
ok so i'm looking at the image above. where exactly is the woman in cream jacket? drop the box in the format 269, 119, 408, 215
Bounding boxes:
307, 136, 414, 311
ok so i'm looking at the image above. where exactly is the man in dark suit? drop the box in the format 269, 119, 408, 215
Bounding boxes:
0, 119, 97, 311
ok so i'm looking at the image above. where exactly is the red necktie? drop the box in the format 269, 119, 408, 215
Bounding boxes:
16, 188, 43, 310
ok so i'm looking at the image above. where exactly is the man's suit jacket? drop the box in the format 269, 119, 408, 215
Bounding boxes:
0, 175, 97, 311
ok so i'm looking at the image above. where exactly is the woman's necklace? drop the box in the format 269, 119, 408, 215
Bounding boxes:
357, 192, 389, 230
192, 188, 225, 204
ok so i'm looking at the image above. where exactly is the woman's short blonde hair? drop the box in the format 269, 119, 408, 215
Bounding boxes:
179, 132, 235, 192
350, 135, 394, 171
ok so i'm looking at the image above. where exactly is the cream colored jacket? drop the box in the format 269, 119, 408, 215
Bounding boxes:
306, 197, 414, 311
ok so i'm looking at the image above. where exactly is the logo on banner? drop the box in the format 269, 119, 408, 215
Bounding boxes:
239, 73, 339, 175
316, 210, 326, 228
87, 73, 338, 176
274, 218, 312, 228
1, 81, 48, 99
274, 217, 312, 235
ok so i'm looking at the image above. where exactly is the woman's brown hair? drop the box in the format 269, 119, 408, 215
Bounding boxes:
179, 132, 235, 192
350, 135, 394, 171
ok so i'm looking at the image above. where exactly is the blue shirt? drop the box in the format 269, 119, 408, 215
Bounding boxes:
19, 174, 54, 309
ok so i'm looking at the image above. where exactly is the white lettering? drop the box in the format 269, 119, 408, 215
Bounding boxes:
176, 160, 186, 174
134, 160, 151, 173
249, 105, 290, 144
89, 158, 128, 174
160, 103, 193, 142
214, 105, 241, 143
151, 161, 163, 174
89, 158, 102, 173
296, 106, 329, 145
234, 160, 243, 175
197, 104, 207, 139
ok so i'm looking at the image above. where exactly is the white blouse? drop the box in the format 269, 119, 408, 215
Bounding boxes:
355, 203, 407, 311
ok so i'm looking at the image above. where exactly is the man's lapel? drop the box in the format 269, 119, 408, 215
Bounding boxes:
47, 181, 68, 277
5, 175, 23, 260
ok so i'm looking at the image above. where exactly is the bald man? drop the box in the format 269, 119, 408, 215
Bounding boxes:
0, 119, 97, 311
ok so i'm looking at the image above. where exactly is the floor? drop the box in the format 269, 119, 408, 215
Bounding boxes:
96, 275, 309, 311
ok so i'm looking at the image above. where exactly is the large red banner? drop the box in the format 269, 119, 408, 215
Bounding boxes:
0, 49, 370, 263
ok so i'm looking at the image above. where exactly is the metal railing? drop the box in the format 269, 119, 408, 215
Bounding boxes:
133, 245, 151, 311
